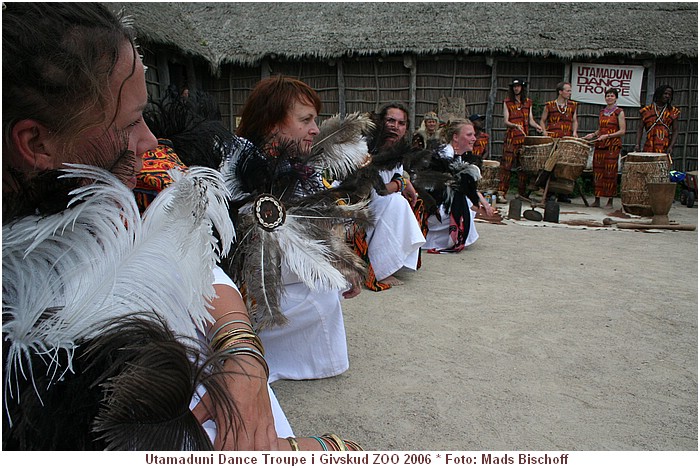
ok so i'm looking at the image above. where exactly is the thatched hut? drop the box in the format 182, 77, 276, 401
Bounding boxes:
109, 2, 698, 170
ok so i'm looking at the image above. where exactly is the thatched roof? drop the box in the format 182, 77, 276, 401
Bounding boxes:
109, 2, 698, 71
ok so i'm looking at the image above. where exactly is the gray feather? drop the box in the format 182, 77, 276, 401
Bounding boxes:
309, 112, 374, 180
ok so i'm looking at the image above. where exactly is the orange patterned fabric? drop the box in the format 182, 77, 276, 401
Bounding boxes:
134, 141, 187, 214
639, 104, 680, 153
472, 132, 490, 158
351, 197, 426, 291
593, 107, 623, 197
500, 98, 532, 194
543, 100, 578, 138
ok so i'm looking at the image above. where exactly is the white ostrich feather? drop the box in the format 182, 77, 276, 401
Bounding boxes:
276, 214, 349, 292
452, 160, 482, 181
2, 164, 234, 397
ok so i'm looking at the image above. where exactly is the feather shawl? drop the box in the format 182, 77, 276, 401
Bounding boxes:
410, 150, 483, 219
221, 113, 374, 330
2, 164, 234, 401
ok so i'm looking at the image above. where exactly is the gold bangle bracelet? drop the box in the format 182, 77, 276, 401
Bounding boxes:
287, 437, 300, 451
211, 329, 265, 354
212, 330, 261, 350
324, 433, 348, 451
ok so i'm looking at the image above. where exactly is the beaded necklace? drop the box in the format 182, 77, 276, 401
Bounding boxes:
603, 105, 618, 117
653, 102, 667, 118
514, 95, 523, 111
555, 99, 568, 114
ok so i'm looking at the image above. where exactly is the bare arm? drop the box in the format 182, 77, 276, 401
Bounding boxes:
540, 106, 549, 134
528, 110, 543, 133
572, 106, 579, 137
192, 283, 279, 451
504, 101, 524, 136
669, 117, 679, 154
634, 116, 644, 150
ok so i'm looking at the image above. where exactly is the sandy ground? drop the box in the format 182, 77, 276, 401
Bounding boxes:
271, 198, 698, 452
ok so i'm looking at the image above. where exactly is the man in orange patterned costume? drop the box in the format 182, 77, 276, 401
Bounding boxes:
540, 81, 579, 138
634, 84, 680, 158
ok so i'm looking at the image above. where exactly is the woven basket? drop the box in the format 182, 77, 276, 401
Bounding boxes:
520, 143, 553, 173
552, 139, 590, 181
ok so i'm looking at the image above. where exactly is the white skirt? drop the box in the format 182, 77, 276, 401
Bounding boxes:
365, 190, 426, 280
422, 198, 478, 251
257, 279, 350, 383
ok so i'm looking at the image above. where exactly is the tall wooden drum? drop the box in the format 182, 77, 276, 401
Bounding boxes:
620, 152, 670, 216
477, 160, 500, 192
552, 137, 591, 182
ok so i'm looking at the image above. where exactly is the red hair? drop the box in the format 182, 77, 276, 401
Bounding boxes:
236, 75, 322, 147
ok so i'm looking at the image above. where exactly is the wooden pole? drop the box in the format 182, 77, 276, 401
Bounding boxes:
373, 61, 380, 111
228, 69, 234, 132
485, 56, 498, 160
337, 59, 346, 117
681, 60, 695, 171
156, 53, 170, 99
406, 54, 417, 131
644, 60, 656, 105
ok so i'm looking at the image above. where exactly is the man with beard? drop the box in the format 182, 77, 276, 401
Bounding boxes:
345, 102, 426, 289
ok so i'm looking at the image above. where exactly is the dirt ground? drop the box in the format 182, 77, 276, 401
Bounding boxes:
271, 198, 698, 452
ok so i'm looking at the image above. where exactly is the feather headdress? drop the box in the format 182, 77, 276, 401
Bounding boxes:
220, 114, 374, 330
2, 164, 234, 406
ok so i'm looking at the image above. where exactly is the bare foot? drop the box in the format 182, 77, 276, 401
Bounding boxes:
379, 275, 404, 286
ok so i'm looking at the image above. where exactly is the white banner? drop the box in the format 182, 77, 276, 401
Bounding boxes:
571, 63, 645, 107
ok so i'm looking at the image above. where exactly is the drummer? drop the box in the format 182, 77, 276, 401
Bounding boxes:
500, 79, 544, 201
583, 88, 627, 208
634, 84, 680, 160
540, 81, 579, 138
540, 81, 580, 202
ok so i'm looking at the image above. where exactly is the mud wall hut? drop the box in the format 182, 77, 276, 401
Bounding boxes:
110, 2, 698, 171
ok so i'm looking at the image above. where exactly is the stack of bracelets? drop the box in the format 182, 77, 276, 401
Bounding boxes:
208, 314, 269, 378
391, 173, 407, 193
287, 435, 364, 451
209, 314, 363, 451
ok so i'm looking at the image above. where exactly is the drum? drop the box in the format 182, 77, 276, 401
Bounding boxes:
547, 178, 575, 195
477, 160, 500, 191
620, 152, 670, 216
524, 135, 555, 146
520, 143, 554, 174
552, 138, 591, 182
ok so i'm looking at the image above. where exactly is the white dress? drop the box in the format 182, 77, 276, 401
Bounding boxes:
365, 164, 426, 280
421, 145, 479, 251
256, 267, 350, 384
203, 266, 294, 438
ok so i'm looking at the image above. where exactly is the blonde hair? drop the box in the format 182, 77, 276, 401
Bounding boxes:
441, 119, 473, 144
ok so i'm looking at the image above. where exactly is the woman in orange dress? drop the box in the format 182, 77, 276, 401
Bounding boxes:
583, 88, 627, 208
